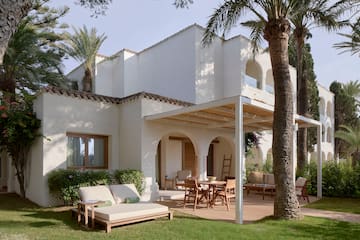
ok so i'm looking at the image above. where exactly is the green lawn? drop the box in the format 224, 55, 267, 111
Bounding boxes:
305, 197, 360, 214
1, 194, 360, 240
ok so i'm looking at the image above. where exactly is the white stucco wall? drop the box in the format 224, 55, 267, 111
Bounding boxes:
30, 93, 120, 206
313, 84, 335, 161
195, 27, 224, 103
118, 99, 142, 170
95, 57, 116, 97
135, 26, 197, 103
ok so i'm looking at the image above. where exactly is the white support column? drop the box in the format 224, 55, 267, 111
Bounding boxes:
235, 96, 244, 224
317, 125, 322, 198
198, 154, 207, 181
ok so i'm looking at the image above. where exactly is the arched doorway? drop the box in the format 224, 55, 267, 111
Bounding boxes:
245, 60, 262, 89
207, 136, 234, 180
155, 133, 197, 189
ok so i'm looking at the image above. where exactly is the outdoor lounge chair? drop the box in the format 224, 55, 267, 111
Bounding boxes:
77, 184, 173, 233
175, 169, 192, 189
295, 177, 310, 203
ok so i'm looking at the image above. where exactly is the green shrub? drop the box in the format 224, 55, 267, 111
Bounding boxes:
113, 169, 145, 195
304, 160, 318, 195
47, 169, 111, 205
306, 160, 360, 198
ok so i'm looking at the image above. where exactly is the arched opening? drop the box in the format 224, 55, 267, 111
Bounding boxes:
246, 146, 263, 172
327, 127, 332, 143
326, 101, 332, 118
207, 136, 234, 180
265, 69, 274, 94
322, 124, 326, 142
327, 152, 333, 161
322, 152, 326, 162
320, 98, 325, 116
245, 60, 262, 89
264, 148, 273, 173
155, 133, 197, 190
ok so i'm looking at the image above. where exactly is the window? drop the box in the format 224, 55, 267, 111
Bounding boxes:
66, 133, 108, 169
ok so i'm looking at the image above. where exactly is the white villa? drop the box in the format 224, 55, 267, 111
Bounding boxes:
0, 24, 334, 222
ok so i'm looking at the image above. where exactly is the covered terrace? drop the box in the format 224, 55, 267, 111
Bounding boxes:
145, 95, 322, 224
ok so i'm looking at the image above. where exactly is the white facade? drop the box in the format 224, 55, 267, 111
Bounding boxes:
2, 24, 332, 207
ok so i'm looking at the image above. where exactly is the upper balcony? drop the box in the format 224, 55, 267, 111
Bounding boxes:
241, 59, 275, 106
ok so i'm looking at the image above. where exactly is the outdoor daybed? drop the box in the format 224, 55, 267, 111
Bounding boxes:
77, 184, 173, 233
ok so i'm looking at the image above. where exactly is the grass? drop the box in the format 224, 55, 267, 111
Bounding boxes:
305, 197, 360, 214
0, 193, 360, 240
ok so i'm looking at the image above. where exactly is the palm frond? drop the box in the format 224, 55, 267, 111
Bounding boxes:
61, 25, 107, 70
202, 0, 263, 46
334, 19, 360, 56
241, 20, 265, 55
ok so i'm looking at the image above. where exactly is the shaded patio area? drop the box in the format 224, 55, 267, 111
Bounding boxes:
158, 190, 317, 223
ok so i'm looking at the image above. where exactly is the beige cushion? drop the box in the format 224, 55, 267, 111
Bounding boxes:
176, 170, 191, 180
79, 185, 115, 205
296, 177, 307, 187
110, 184, 140, 204
247, 172, 263, 184
94, 203, 169, 221
263, 174, 275, 185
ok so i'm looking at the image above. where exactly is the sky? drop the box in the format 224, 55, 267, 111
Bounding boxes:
51, 0, 359, 89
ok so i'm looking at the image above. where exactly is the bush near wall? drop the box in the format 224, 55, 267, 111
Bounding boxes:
306, 160, 360, 198
113, 169, 145, 195
47, 169, 112, 205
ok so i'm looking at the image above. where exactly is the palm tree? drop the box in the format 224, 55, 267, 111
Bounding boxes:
335, 125, 360, 167
0, 3, 68, 98
290, 0, 347, 176
0, 0, 113, 64
61, 26, 107, 92
343, 80, 360, 101
203, 0, 301, 219
334, 13, 360, 55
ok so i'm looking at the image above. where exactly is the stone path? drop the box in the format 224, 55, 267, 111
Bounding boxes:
302, 208, 360, 223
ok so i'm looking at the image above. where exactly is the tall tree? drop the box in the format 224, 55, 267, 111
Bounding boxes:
0, 2, 68, 97
61, 26, 106, 92
290, 0, 346, 176
202, 0, 300, 219
0, 0, 112, 64
330, 81, 360, 158
289, 39, 320, 156
335, 125, 360, 167
0, 0, 32, 65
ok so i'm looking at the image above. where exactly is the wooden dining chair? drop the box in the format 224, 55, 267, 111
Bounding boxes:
295, 177, 310, 203
183, 178, 210, 210
214, 179, 236, 211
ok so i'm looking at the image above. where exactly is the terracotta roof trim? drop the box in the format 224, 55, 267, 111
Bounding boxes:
39, 86, 193, 107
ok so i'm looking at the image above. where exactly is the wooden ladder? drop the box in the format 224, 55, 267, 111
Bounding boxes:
221, 154, 232, 180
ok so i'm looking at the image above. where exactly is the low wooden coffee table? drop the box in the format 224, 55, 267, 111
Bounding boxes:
244, 183, 276, 200
77, 200, 105, 228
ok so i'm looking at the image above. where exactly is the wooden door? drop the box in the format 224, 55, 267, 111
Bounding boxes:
207, 144, 214, 176
183, 142, 197, 177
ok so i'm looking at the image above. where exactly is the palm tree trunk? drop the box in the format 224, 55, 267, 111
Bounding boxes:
265, 18, 301, 219
82, 67, 93, 92
295, 35, 308, 176
0, 0, 32, 64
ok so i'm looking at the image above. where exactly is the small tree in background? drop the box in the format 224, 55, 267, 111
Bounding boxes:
335, 125, 360, 167
0, 94, 41, 198
61, 26, 107, 92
